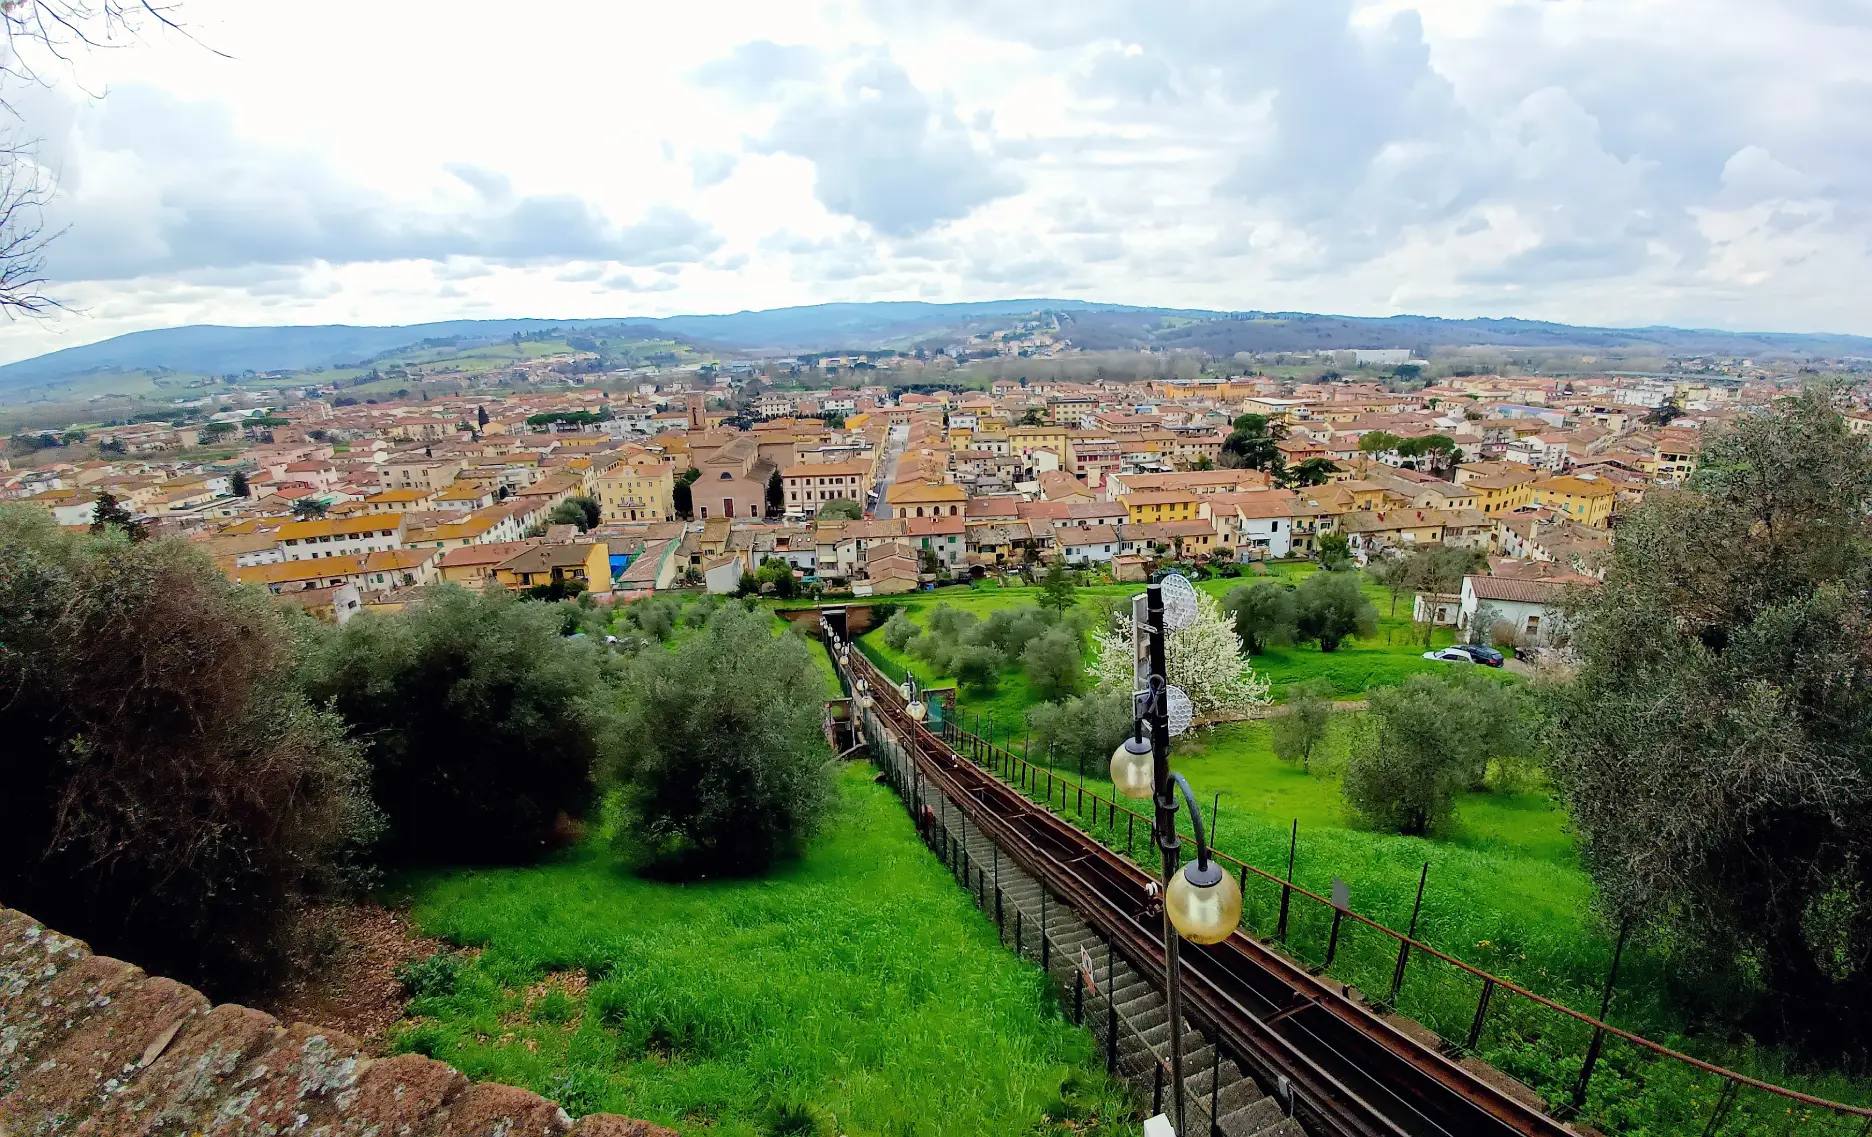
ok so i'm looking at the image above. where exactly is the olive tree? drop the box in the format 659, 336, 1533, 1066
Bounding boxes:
1546, 386, 1872, 1050
613, 605, 834, 876
1271, 678, 1334, 772
1294, 569, 1378, 652
1223, 580, 1298, 653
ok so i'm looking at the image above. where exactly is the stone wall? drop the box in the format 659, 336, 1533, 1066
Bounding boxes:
0, 906, 673, 1137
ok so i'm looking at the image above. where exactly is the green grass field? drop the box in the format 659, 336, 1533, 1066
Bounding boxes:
392, 765, 1137, 1137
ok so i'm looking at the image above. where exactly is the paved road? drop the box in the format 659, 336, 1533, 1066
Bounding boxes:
868, 422, 908, 517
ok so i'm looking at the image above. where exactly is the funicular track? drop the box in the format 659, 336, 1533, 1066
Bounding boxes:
837, 644, 1571, 1137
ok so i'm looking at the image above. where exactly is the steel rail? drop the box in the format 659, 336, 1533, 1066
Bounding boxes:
949, 710, 1872, 1126
846, 646, 1572, 1137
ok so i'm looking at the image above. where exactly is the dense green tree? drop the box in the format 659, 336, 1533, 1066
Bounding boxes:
816, 498, 863, 521
477, 404, 490, 428
1039, 553, 1078, 612
302, 585, 617, 863
1294, 569, 1377, 651
1222, 580, 1298, 653
89, 489, 144, 539
1643, 399, 1683, 427
1282, 457, 1335, 487
547, 495, 602, 531
1315, 531, 1352, 569
881, 609, 918, 652
230, 470, 250, 497
1396, 434, 1460, 477
1546, 387, 1872, 1049
766, 469, 784, 513
952, 644, 1003, 694
673, 467, 701, 519
0, 508, 373, 996
1344, 671, 1527, 835
756, 556, 797, 599
1357, 431, 1402, 456
292, 497, 330, 520
614, 605, 833, 876
1221, 413, 1286, 473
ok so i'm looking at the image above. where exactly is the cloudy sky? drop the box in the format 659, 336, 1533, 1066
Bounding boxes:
0, 0, 1868, 363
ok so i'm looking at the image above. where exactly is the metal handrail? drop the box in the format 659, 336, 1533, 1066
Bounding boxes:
939, 711, 1872, 1124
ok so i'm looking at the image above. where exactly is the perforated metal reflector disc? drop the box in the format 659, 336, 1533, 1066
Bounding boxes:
1160, 573, 1199, 632
1166, 685, 1194, 737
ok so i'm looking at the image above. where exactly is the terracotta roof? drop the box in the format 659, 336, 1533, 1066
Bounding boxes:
1465, 574, 1593, 603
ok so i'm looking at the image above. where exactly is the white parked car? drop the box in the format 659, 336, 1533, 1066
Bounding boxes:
1421, 647, 1476, 663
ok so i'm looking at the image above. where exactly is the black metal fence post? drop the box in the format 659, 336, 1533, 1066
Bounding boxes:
1465, 977, 1496, 1052
1570, 922, 1630, 1115
1276, 819, 1297, 941
1387, 862, 1430, 1008
1041, 888, 1050, 971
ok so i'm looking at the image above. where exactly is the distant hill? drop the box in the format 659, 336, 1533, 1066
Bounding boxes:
1, 300, 1867, 402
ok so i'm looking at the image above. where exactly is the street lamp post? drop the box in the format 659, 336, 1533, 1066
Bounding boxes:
1111, 580, 1242, 1136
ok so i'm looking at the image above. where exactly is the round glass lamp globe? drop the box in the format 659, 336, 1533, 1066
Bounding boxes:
907, 699, 927, 722
1166, 862, 1243, 945
1109, 738, 1155, 799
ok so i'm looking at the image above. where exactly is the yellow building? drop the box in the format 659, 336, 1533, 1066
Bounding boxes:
1119, 491, 1201, 524
594, 462, 675, 522
1531, 475, 1617, 528
493, 541, 612, 593
1456, 462, 1542, 516
884, 480, 966, 518
1008, 424, 1072, 456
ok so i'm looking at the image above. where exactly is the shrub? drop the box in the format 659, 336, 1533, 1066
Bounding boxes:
302, 585, 618, 863
621, 596, 680, 640
1027, 691, 1135, 775
0, 508, 375, 996
396, 951, 463, 998
951, 644, 1004, 694
613, 605, 834, 876
1343, 672, 1531, 834
881, 609, 918, 652
972, 606, 1053, 657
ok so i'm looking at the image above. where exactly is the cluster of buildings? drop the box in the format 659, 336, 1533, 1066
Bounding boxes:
1, 360, 1793, 639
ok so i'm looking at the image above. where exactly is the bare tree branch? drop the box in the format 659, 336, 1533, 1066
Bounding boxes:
0, 137, 62, 318
0, 1, 189, 89
0, 2, 211, 317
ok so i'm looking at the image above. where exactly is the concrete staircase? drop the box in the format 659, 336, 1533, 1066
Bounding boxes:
925, 792, 1306, 1137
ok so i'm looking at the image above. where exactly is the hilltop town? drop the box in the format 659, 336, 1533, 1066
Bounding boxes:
0, 341, 1809, 647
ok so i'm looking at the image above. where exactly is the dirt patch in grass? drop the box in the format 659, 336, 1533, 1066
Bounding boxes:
260, 903, 444, 1053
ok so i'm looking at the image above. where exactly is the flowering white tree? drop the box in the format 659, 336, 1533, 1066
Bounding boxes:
1091, 588, 1270, 717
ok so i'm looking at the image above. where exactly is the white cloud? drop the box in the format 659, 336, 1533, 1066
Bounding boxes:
0, 0, 1868, 364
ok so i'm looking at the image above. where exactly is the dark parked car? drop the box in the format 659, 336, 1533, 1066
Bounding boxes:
1452, 643, 1505, 667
